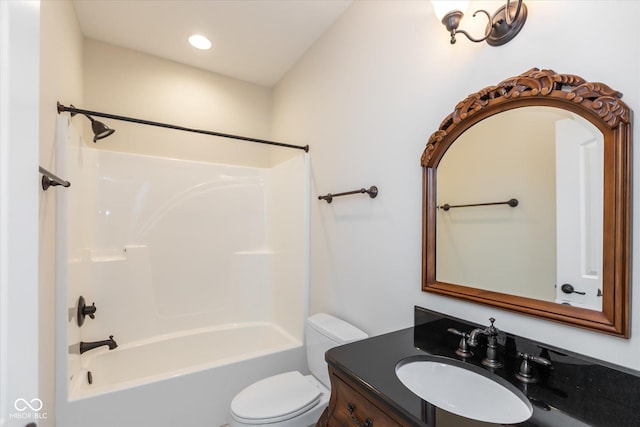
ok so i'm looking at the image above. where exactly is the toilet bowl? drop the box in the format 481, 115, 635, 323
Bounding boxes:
229, 314, 368, 427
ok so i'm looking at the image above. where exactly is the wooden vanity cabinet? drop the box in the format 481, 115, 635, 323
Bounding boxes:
317, 366, 407, 427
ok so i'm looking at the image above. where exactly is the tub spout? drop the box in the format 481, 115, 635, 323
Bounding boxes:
79, 335, 118, 354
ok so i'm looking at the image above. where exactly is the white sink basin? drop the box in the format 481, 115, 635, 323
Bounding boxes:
396, 356, 533, 424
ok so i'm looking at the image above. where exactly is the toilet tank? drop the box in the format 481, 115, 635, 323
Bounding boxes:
305, 313, 368, 388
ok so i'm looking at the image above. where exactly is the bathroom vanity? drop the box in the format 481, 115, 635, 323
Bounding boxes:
316, 307, 640, 426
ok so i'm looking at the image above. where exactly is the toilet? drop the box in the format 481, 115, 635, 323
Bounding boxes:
229, 313, 368, 427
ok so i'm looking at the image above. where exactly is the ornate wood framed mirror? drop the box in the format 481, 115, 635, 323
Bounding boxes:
421, 68, 631, 337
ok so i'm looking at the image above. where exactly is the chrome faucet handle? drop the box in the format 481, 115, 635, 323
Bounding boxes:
447, 328, 473, 358
516, 352, 552, 383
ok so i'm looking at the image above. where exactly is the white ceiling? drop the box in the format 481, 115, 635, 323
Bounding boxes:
73, 0, 352, 87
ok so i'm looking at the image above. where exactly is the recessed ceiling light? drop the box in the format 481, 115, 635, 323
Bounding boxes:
188, 34, 212, 50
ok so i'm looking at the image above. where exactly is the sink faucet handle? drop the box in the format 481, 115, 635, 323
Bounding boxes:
447, 328, 473, 358
447, 328, 467, 337
516, 352, 552, 383
519, 352, 552, 366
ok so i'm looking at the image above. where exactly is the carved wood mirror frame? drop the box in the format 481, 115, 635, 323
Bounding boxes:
421, 68, 631, 337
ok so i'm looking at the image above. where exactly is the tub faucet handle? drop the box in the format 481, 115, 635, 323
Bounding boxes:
77, 296, 97, 327
83, 302, 96, 319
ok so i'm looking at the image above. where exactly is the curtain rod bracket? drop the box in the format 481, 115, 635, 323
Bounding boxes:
39, 166, 71, 191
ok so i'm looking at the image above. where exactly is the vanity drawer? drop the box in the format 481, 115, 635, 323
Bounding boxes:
326, 371, 403, 427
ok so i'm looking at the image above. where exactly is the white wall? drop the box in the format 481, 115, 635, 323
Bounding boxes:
272, 1, 640, 369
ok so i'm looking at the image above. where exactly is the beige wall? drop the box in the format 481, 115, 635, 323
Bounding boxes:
436, 108, 561, 301
39, 1, 84, 425
82, 39, 277, 167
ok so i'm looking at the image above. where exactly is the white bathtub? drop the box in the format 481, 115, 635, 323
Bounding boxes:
58, 322, 305, 427
55, 129, 310, 427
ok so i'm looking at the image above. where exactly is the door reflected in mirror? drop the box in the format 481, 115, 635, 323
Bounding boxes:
436, 107, 603, 311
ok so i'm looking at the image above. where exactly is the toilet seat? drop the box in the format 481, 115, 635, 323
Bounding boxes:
230, 371, 322, 424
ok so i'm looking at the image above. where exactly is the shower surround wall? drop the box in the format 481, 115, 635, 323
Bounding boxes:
56, 118, 308, 426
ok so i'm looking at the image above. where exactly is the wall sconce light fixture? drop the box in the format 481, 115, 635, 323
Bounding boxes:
431, 0, 527, 46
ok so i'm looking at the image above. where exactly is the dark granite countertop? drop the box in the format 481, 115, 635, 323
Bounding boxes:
325, 307, 640, 427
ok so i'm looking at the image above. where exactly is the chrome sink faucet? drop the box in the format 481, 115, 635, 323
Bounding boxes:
468, 318, 503, 368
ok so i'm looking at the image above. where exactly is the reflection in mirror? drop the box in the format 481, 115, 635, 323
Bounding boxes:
421, 68, 631, 337
436, 107, 603, 311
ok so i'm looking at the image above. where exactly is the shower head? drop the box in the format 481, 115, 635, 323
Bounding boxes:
86, 115, 115, 142
58, 102, 115, 142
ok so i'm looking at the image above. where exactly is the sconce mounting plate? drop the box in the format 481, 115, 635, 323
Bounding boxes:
486, 2, 528, 46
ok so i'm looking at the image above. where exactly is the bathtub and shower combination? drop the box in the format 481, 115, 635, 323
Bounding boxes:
54, 117, 309, 426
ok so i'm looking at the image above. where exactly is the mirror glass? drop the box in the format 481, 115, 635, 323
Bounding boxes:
421, 68, 631, 337
436, 107, 603, 311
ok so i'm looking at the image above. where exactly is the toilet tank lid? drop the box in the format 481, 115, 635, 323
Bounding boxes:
307, 313, 368, 343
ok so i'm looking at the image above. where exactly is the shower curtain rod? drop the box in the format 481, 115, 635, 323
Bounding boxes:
57, 102, 309, 152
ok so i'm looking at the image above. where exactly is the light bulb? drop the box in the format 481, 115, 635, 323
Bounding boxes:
431, 1, 470, 21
